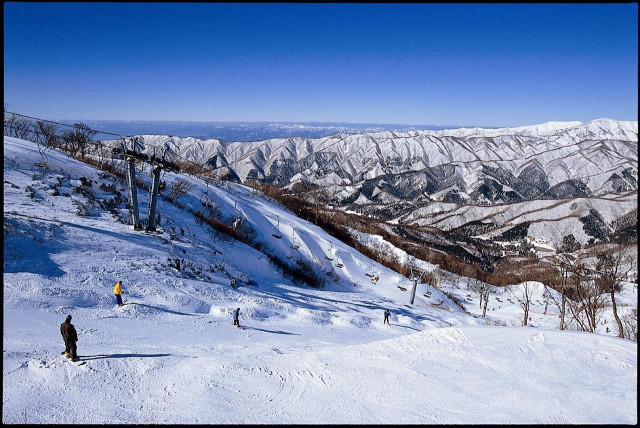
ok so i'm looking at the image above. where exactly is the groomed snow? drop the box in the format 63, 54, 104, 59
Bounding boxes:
3, 137, 637, 424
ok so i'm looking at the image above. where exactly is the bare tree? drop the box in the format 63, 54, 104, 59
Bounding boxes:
596, 244, 637, 338
566, 262, 607, 333
481, 283, 496, 318
423, 267, 444, 289
552, 255, 575, 330
166, 178, 195, 202
61, 122, 96, 159
469, 276, 484, 308
621, 309, 637, 341
5, 113, 33, 139
199, 191, 221, 220
470, 275, 496, 318
3, 104, 14, 136
35, 121, 60, 148
508, 265, 536, 326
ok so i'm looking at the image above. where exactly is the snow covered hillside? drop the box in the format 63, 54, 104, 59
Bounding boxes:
400, 192, 637, 247
105, 118, 638, 207
3, 136, 637, 423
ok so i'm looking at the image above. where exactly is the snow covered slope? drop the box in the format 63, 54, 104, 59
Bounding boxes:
3, 136, 637, 423
401, 192, 637, 246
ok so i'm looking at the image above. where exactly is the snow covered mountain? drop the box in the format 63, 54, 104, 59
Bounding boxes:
4, 136, 637, 423
108, 118, 637, 209
81, 120, 451, 142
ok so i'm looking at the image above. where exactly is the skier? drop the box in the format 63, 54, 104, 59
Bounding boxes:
113, 280, 124, 307
384, 309, 391, 325
60, 315, 78, 361
233, 307, 241, 328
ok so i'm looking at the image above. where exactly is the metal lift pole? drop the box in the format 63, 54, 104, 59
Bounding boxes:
410, 268, 419, 305
146, 164, 162, 232
125, 154, 141, 230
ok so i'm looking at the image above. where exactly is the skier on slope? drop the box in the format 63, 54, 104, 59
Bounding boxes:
60, 315, 79, 361
113, 280, 124, 307
233, 307, 241, 328
384, 309, 391, 325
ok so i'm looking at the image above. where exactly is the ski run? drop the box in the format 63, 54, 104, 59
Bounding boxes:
3, 136, 637, 424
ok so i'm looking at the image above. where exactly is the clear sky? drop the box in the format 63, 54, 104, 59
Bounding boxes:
3, 3, 638, 127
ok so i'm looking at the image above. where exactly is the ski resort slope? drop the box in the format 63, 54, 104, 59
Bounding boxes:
3, 136, 637, 424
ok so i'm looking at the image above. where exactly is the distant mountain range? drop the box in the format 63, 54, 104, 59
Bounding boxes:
110, 118, 637, 204
100, 118, 637, 245
76, 120, 473, 142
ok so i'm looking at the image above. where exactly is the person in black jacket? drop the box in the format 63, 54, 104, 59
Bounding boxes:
233, 308, 241, 328
384, 309, 391, 325
60, 315, 78, 361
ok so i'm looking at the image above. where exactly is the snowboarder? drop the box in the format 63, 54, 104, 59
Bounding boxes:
233, 307, 241, 328
384, 309, 391, 325
60, 315, 78, 361
113, 280, 124, 307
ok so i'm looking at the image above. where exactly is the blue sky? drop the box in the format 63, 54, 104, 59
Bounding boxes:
4, 3, 638, 127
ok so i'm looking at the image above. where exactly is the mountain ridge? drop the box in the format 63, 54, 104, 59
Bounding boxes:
104, 118, 637, 210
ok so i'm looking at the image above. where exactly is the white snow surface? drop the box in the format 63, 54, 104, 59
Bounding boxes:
3, 137, 637, 424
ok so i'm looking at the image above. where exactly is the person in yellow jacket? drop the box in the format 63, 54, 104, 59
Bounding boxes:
113, 281, 124, 307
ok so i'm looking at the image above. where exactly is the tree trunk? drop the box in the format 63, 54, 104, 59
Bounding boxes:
560, 292, 566, 330
611, 288, 624, 338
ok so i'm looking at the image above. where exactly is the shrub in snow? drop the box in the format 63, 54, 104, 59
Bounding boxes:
166, 179, 195, 202
621, 309, 637, 341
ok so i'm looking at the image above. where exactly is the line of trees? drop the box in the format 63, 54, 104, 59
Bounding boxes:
4, 105, 97, 160
542, 243, 636, 339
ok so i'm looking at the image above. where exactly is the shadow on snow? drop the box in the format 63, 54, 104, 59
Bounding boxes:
79, 353, 172, 361
241, 326, 300, 335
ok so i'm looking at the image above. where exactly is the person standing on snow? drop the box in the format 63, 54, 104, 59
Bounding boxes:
384, 309, 391, 325
113, 280, 124, 307
60, 315, 79, 361
233, 307, 241, 328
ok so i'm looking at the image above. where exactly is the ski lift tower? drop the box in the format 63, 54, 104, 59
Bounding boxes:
145, 150, 180, 232
409, 268, 425, 305
123, 137, 141, 230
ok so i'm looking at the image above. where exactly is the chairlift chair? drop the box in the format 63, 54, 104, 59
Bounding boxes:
325, 241, 334, 261
272, 215, 282, 239
290, 227, 299, 250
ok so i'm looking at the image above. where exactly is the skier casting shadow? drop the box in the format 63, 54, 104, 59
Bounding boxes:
113, 280, 124, 307
233, 307, 242, 329
60, 315, 79, 361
